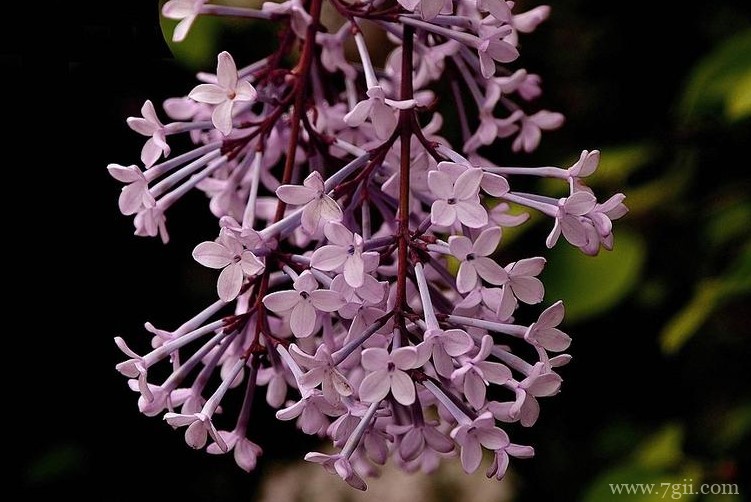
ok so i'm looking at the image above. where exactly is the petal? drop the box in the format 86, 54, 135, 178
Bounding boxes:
211, 100, 234, 135
234, 438, 262, 472
508, 257, 546, 277
455, 201, 488, 228
310, 245, 348, 271
107, 164, 142, 183
172, 16, 195, 42
185, 420, 208, 449
456, 262, 478, 293
390, 370, 416, 405
276, 184, 316, 205
164, 412, 198, 428
294, 270, 318, 293
564, 191, 597, 215
301, 204, 321, 234
453, 168, 484, 200
464, 370, 486, 409
391, 346, 418, 369
477, 361, 511, 384
424, 426, 455, 453
526, 373, 562, 396
343, 98, 373, 126
399, 428, 425, 461
189, 84, 227, 105
371, 101, 397, 139
473, 257, 508, 285
535, 327, 571, 352
127, 117, 157, 136
303, 171, 325, 192
431, 200, 457, 226
478, 0, 512, 21
529, 110, 565, 130
510, 276, 544, 304
476, 427, 509, 450
262, 290, 300, 312
361, 347, 390, 370
234, 80, 257, 101
119, 183, 147, 215
473, 227, 501, 256
193, 241, 233, 269
359, 371, 391, 403
479, 50, 496, 79
323, 221, 354, 246
141, 138, 163, 168
310, 290, 346, 312
460, 436, 483, 473
448, 235, 473, 260
427, 170, 454, 200
216, 51, 238, 90
421, 0, 444, 19
484, 39, 519, 63
318, 196, 343, 221
290, 301, 317, 337
240, 252, 264, 276
538, 300, 565, 328
217, 263, 243, 301
442, 329, 474, 357
343, 254, 365, 288
432, 344, 454, 378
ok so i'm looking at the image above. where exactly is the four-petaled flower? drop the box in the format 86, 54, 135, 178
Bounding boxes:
344, 86, 416, 140
189, 51, 257, 135
310, 222, 379, 288
450, 412, 510, 473
290, 344, 353, 404
359, 347, 419, 405
428, 167, 488, 228
546, 190, 598, 248
449, 226, 508, 293
127, 100, 171, 167
108, 164, 155, 215
276, 171, 343, 234
162, 0, 205, 42
164, 412, 227, 451
305, 452, 367, 491
263, 271, 346, 337
524, 300, 570, 351
193, 230, 264, 301
451, 335, 512, 409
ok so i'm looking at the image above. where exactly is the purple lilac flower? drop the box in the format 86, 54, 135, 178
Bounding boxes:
111, 0, 626, 489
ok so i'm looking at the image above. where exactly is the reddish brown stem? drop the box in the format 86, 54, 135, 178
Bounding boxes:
394, 25, 415, 313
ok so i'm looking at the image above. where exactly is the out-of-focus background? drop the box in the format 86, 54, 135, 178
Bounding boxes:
59, 0, 749, 500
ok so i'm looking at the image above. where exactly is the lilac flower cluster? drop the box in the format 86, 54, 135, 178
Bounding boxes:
111, 0, 626, 489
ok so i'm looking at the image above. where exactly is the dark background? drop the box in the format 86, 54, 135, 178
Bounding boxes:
57, 1, 750, 500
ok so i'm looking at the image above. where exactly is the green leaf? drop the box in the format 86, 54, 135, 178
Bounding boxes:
727, 69, 751, 121
679, 29, 751, 122
543, 230, 646, 322
634, 424, 684, 470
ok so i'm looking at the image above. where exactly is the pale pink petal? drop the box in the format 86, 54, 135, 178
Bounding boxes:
519, 395, 540, 427
119, 183, 147, 215
513, 5, 550, 32
560, 215, 588, 246
427, 170, 454, 199
371, 101, 397, 139
420, 0, 444, 19
140, 138, 162, 168
448, 235, 473, 260
211, 99, 234, 135
234, 438, 262, 472
294, 271, 319, 293
331, 370, 353, 396
216, 51, 238, 90
185, 420, 208, 449
262, 290, 300, 312
455, 201, 488, 228
310, 290, 346, 312
484, 39, 519, 63
172, 17, 195, 42
107, 164, 143, 183
310, 245, 348, 271
459, 436, 483, 473
361, 348, 389, 370
276, 184, 317, 205
162, 0, 199, 18
479, 50, 496, 79
127, 117, 157, 136
240, 252, 264, 276
476, 427, 509, 450
189, 83, 227, 105
432, 344, 454, 377
290, 301, 317, 337
464, 371, 486, 409
564, 191, 597, 215
303, 171, 325, 192
217, 263, 243, 301
473, 257, 508, 285
359, 371, 391, 402
318, 196, 343, 221
164, 412, 198, 427
478, 0, 512, 21
535, 327, 571, 351
529, 110, 564, 129
526, 373, 562, 396
546, 219, 562, 248
424, 426, 454, 453
442, 329, 474, 357
431, 200, 457, 226
343, 99, 373, 126
193, 241, 233, 268
301, 204, 321, 234
509, 257, 546, 277
234, 80, 257, 102
481, 172, 510, 196
473, 227, 502, 256
456, 261, 479, 293
538, 300, 564, 327
391, 346, 418, 369
324, 221, 354, 246
511, 276, 544, 304
477, 361, 511, 384
390, 370, 416, 405
454, 168, 484, 200
506, 443, 535, 458
343, 254, 365, 288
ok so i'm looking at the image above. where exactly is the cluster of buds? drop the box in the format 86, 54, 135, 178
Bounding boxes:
111, 0, 626, 489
